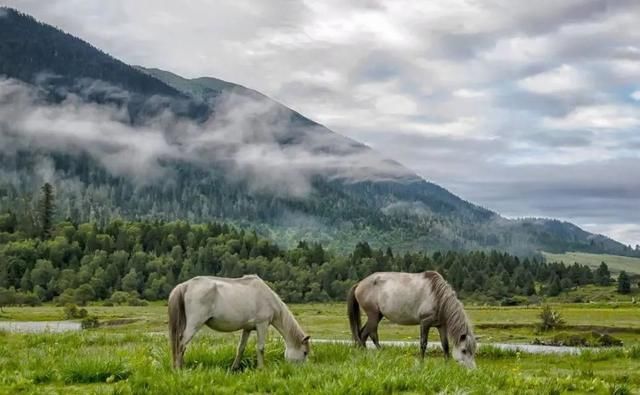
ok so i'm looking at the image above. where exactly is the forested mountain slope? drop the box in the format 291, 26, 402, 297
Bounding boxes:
0, 7, 635, 257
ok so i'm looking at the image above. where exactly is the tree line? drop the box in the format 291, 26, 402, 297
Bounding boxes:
1, 188, 635, 308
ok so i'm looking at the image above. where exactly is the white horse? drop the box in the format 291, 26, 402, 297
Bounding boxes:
168, 275, 310, 369
348, 271, 477, 368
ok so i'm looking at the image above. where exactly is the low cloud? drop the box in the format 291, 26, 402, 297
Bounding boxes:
0, 77, 412, 197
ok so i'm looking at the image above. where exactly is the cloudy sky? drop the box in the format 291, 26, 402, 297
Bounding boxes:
5, 0, 640, 245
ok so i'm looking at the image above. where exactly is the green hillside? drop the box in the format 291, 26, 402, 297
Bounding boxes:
543, 251, 640, 275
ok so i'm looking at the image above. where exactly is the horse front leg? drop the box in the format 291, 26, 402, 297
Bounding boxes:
231, 329, 251, 371
437, 326, 450, 360
420, 322, 430, 360
255, 322, 269, 369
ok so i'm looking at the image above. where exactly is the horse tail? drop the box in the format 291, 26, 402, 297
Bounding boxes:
168, 283, 186, 369
347, 283, 361, 345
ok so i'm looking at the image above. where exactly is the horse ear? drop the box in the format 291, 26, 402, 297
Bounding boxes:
302, 335, 310, 344
459, 334, 467, 343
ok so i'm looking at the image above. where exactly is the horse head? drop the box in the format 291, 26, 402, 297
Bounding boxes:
452, 333, 477, 369
285, 335, 310, 363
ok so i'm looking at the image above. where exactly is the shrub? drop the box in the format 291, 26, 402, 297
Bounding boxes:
81, 316, 100, 329
500, 296, 527, 306
54, 289, 76, 306
17, 292, 42, 306
592, 331, 623, 347
533, 331, 623, 347
538, 304, 564, 331
63, 303, 88, 319
109, 291, 130, 305
128, 298, 148, 306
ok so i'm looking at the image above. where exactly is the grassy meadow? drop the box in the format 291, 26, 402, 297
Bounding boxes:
1, 331, 640, 395
2, 295, 640, 394
543, 251, 640, 275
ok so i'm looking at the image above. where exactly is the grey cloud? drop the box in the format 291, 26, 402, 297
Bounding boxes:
2, 1, 639, 244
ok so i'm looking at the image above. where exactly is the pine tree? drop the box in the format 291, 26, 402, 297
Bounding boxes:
617, 271, 631, 294
595, 262, 611, 286
38, 183, 55, 239
546, 274, 562, 296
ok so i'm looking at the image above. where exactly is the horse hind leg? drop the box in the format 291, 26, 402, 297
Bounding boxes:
177, 320, 205, 368
179, 304, 213, 368
360, 311, 383, 349
231, 329, 251, 371
369, 312, 383, 349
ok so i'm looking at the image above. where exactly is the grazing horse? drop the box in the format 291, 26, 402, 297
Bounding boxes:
168, 275, 310, 369
347, 271, 476, 368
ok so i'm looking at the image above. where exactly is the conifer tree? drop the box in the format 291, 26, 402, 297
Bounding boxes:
38, 183, 55, 239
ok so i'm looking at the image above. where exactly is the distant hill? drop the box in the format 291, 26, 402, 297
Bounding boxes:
543, 252, 640, 275
0, 7, 637, 257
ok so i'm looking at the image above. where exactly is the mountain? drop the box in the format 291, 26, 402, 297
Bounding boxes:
0, 8, 636, 257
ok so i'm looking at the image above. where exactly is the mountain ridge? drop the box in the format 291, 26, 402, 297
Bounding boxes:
0, 7, 636, 257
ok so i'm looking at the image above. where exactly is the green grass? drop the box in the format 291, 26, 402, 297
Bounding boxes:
2, 302, 640, 393
543, 251, 640, 275
1, 331, 639, 394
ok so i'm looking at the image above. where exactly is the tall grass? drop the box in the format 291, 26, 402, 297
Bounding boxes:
1, 332, 639, 394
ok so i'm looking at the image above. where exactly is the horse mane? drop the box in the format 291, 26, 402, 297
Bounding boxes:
265, 281, 306, 345
424, 271, 474, 347
277, 303, 306, 345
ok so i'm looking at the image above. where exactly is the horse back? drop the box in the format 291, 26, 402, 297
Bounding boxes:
183, 275, 280, 330
356, 272, 436, 325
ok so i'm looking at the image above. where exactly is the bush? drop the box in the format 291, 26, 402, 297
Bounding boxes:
533, 333, 588, 347
54, 289, 76, 306
538, 304, 564, 331
592, 332, 623, 347
81, 316, 100, 329
500, 296, 528, 306
18, 292, 42, 306
532, 331, 623, 347
127, 298, 148, 306
109, 291, 130, 305
63, 304, 88, 319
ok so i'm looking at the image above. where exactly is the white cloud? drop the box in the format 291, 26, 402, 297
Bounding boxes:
543, 105, 640, 130
375, 94, 418, 116
518, 64, 591, 95
453, 89, 487, 98
631, 91, 640, 101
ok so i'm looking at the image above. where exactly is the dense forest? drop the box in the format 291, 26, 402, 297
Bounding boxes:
1, 7, 638, 258
1, 184, 635, 308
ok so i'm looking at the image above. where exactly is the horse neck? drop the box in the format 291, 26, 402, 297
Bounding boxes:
271, 299, 305, 347
439, 294, 470, 345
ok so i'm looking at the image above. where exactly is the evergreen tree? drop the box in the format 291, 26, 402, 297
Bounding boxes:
595, 262, 611, 286
546, 274, 562, 296
617, 271, 631, 294
38, 183, 56, 239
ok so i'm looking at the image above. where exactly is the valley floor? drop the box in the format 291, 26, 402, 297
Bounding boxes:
1, 301, 640, 393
